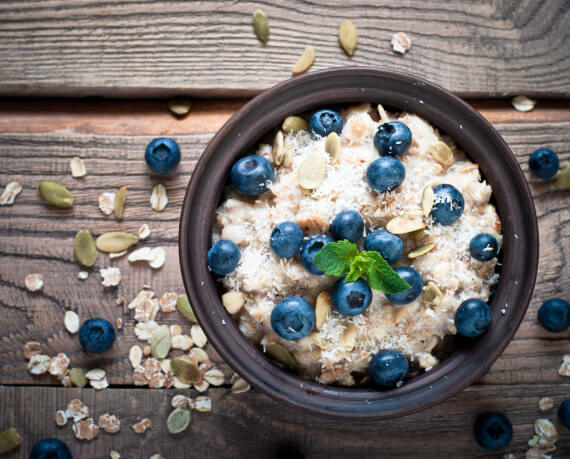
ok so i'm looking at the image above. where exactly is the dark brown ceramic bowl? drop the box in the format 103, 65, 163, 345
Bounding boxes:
179, 67, 538, 420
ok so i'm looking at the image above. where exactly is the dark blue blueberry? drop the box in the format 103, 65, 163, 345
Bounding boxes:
270, 221, 304, 258
144, 137, 181, 174
373, 121, 412, 157
430, 184, 465, 225
308, 109, 343, 137
369, 350, 409, 389
366, 157, 406, 193
300, 234, 334, 275
207, 240, 241, 275
385, 266, 423, 305
331, 276, 372, 317
79, 318, 115, 354
271, 296, 315, 340
473, 412, 513, 451
537, 298, 569, 333
559, 399, 570, 429
231, 155, 275, 196
469, 233, 500, 261
330, 210, 364, 243
364, 229, 404, 265
30, 438, 72, 459
454, 298, 492, 337
529, 148, 559, 179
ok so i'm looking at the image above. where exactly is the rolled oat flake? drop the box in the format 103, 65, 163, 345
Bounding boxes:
166, 407, 191, 434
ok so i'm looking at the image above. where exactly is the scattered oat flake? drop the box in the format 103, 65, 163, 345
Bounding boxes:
132, 418, 152, 434
70, 157, 86, 178
129, 345, 143, 368
558, 354, 570, 377
150, 455, 164, 459
98, 192, 116, 215
171, 334, 193, 351
193, 379, 209, 392
86, 368, 106, 381
100, 267, 121, 287
191, 324, 207, 348
159, 292, 177, 312
231, 377, 251, 394
148, 372, 166, 389
194, 396, 212, 412
109, 250, 127, 259
25, 273, 44, 292
49, 353, 70, 377
55, 410, 68, 426
115, 317, 123, 329
538, 397, 554, 411
110, 451, 121, 459
149, 247, 166, 269
78, 271, 89, 280
391, 32, 411, 54
173, 377, 191, 389
150, 184, 168, 211
72, 418, 99, 441
116, 296, 125, 305
169, 324, 182, 337
128, 290, 155, 310
138, 223, 151, 240
512, 95, 536, 112
535, 418, 557, 441
189, 347, 210, 363
66, 399, 89, 422
90, 378, 109, 390
135, 298, 159, 323
135, 320, 159, 341
133, 370, 148, 386
203, 368, 225, 386
28, 354, 50, 375
98, 414, 120, 434
171, 394, 193, 409
64, 310, 80, 334
23, 341, 41, 360
0, 181, 22, 206
128, 247, 154, 263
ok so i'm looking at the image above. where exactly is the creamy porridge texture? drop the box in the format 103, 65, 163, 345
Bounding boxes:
212, 104, 501, 386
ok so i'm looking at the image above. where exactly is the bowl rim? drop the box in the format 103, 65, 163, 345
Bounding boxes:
179, 66, 538, 420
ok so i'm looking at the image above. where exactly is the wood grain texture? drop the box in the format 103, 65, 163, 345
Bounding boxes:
0, 1, 568, 97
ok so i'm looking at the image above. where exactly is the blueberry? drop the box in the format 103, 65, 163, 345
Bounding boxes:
30, 438, 72, 459
309, 109, 343, 137
364, 229, 404, 265
231, 155, 275, 196
369, 350, 409, 389
270, 222, 304, 258
366, 157, 406, 193
271, 296, 315, 340
78, 318, 115, 354
144, 137, 181, 174
537, 298, 569, 333
331, 276, 372, 316
430, 184, 465, 225
529, 148, 559, 179
385, 266, 423, 305
559, 399, 570, 429
300, 234, 334, 275
469, 233, 500, 261
330, 210, 364, 242
473, 412, 513, 451
207, 240, 241, 275
373, 121, 412, 157
454, 298, 492, 337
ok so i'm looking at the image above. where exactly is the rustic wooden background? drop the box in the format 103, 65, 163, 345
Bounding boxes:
0, 0, 569, 458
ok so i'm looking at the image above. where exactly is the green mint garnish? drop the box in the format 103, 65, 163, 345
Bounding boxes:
313, 240, 411, 294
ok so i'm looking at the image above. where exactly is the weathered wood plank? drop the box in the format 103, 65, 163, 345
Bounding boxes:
0, 1, 568, 97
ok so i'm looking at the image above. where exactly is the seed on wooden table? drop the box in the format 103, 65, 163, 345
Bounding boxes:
0, 181, 22, 206
252, 9, 269, 43
170, 357, 201, 384
39, 181, 73, 208
297, 153, 326, 190
166, 407, 191, 434
151, 325, 171, 360
0, 428, 23, 455
138, 223, 151, 240
98, 191, 115, 215
191, 325, 208, 348
338, 20, 357, 56
555, 165, 570, 189
69, 368, 87, 388
24, 273, 44, 292
177, 295, 197, 323
78, 271, 89, 280
168, 98, 192, 117
96, 232, 138, 253
282, 116, 308, 134
74, 230, 97, 267
70, 157, 86, 178
64, 311, 80, 334
150, 184, 168, 211
292, 46, 315, 75
113, 186, 127, 219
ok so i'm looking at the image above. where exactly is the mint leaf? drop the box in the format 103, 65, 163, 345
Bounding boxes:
360, 251, 411, 293
346, 255, 368, 282
312, 240, 359, 276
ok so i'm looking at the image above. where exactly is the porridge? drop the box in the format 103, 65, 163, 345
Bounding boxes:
209, 103, 501, 387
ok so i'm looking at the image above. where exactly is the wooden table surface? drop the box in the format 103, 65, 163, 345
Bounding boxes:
0, 1, 569, 458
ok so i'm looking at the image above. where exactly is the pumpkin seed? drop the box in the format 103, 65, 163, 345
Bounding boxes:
283, 144, 293, 168
0, 428, 22, 454
221, 290, 245, 314
422, 186, 435, 217
114, 186, 127, 219
265, 342, 296, 370
166, 407, 191, 435
423, 281, 443, 306
555, 164, 570, 189
315, 291, 331, 331
429, 141, 454, 166
252, 9, 269, 43
324, 132, 341, 163
69, 368, 87, 388
74, 230, 97, 267
95, 232, 138, 253
408, 243, 435, 259
273, 130, 284, 166
151, 325, 171, 360
177, 294, 197, 323
297, 153, 326, 190
168, 98, 192, 116
292, 46, 315, 75
282, 116, 308, 134
386, 216, 426, 234
338, 20, 357, 56
70, 157, 86, 178
38, 181, 73, 208
170, 357, 201, 384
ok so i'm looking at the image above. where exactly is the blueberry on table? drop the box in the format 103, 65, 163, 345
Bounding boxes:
207, 240, 241, 275
144, 137, 181, 174
366, 157, 406, 193
309, 109, 343, 137
374, 121, 412, 157
385, 266, 422, 305
454, 298, 492, 337
559, 399, 570, 429
231, 155, 275, 196
30, 438, 72, 459
469, 233, 499, 261
369, 350, 409, 389
473, 412, 513, 451
529, 147, 559, 179
430, 184, 464, 225
330, 210, 364, 243
300, 234, 334, 275
331, 276, 372, 316
270, 222, 304, 258
79, 318, 116, 354
364, 229, 404, 265
537, 298, 569, 333
271, 296, 315, 340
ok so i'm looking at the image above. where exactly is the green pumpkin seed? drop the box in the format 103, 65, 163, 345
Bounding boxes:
166, 407, 191, 435
325, 132, 341, 163
38, 181, 73, 208
168, 98, 192, 116
170, 357, 202, 384
69, 368, 87, 388
0, 428, 22, 454
423, 281, 443, 306
292, 46, 315, 75
74, 230, 97, 267
422, 185, 435, 217
429, 141, 455, 166
114, 186, 127, 219
338, 20, 357, 56
273, 130, 284, 166
95, 232, 138, 253
408, 243, 435, 259
265, 342, 296, 370
282, 116, 308, 134
151, 325, 171, 360
555, 164, 570, 189
177, 294, 197, 323
252, 9, 269, 43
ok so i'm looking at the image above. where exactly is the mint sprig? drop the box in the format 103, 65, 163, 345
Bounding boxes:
312, 240, 411, 294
